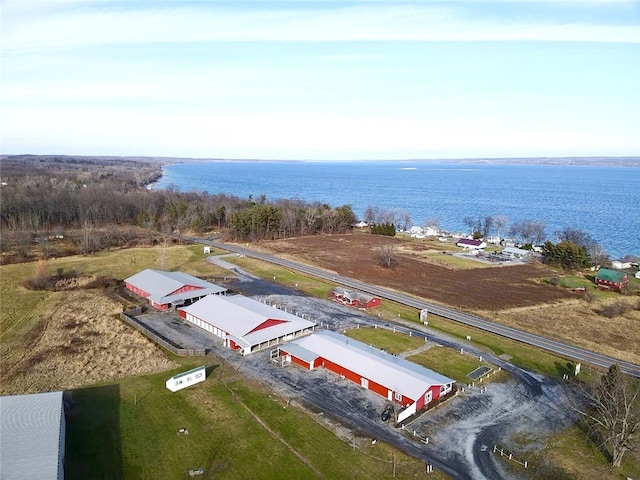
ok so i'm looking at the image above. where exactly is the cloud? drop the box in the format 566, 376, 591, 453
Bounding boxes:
2, 2, 638, 53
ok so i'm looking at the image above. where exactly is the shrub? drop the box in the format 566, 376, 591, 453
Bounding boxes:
597, 301, 633, 318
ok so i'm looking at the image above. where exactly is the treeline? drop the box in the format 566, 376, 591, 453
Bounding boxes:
0, 156, 356, 244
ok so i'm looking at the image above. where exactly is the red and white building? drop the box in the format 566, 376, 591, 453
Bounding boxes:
279, 330, 454, 422
179, 295, 316, 355
124, 269, 227, 311
330, 288, 381, 309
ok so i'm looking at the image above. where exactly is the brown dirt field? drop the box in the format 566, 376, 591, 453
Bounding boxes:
260, 234, 640, 363
261, 234, 573, 310
0, 289, 177, 395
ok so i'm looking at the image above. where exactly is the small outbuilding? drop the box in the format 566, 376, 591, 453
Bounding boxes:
279, 330, 455, 422
124, 269, 227, 311
595, 268, 629, 291
0, 391, 66, 480
179, 295, 316, 355
330, 288, 381, 309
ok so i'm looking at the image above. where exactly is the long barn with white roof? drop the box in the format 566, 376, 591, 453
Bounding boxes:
179, 295, 316, 355
279, 330, 455, 422
124, 269, 227, 311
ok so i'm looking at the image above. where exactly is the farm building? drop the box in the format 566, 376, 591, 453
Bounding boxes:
278, 330, 455, 422
595, 268, 629, 291
0, 391, 66, 480
124, 269, 227, 311
501, 246, 532, 259
330, 288, 381, 309
179, 295, 316, 355
456, 238, 487, 250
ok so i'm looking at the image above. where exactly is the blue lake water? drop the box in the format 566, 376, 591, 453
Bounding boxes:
154, 161, 640, 258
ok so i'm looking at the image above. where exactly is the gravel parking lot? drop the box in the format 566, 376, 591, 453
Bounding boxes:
133, 257, 574, 480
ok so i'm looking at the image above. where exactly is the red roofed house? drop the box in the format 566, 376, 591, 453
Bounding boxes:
179, 295, 315, 355
330, 288, 381, 309
124, 269, 227, 311
278, 330, 455, 423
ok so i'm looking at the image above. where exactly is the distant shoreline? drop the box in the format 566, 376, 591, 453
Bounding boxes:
2, 154, 639, 168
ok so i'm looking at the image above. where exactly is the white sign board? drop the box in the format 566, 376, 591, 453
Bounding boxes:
574, 363, 581, 376
419, 308, 428, 322
166, 366, 206, 392
203, 246, 211, 255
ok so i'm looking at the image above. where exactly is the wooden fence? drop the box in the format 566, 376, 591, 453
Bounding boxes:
120, 310, 206, 357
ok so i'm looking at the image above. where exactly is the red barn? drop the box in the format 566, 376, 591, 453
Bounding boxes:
124, 269, 227, 311
595, 268, 629, 291
330, 288, 381, 309
279, 330, 454, 422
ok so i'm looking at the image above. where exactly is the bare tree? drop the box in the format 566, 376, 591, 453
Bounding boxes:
377, 244, 397, 269
574, 364, 640, 467
482, 215, 494, 239
423, 217, 440, 234
493, 215, 508, 239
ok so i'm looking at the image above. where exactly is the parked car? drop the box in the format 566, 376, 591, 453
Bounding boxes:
381, 405, 393, 422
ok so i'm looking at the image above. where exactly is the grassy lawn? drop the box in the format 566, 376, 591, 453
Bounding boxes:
422, 314, 580, 379
66, 363, 448, 480
344, 327, 426, 355
408, 345, 502, 384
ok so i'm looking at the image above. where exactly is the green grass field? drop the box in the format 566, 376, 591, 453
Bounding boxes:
65, 362, 447, 480
344, 326, 425, 355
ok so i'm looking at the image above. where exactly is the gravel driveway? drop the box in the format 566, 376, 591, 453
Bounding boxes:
133, 255, 574, 480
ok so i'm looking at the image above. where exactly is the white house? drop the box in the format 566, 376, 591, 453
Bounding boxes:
612, 256, 640, 270
456, 238, 487, 250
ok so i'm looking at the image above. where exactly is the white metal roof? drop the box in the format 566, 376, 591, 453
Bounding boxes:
0, 391, 65, 480
502, 246, 531, 256
124, 269, 227, 304
180, 295, 315, 347
287, 330, 454, 401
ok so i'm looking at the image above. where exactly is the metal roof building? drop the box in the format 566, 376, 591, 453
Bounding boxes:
280, 330, 454, 422
0, 391, 66, 480
179, 295, 316, 355
124, 269, 227, 310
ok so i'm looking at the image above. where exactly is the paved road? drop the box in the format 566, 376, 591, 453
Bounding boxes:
188, 236, 640, 378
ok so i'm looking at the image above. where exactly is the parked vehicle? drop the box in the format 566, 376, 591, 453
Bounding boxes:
381, 405, 393, 422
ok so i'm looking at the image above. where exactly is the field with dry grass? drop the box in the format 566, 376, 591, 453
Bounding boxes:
259, 234, 640, 364
0, 289, 177, 395
0, 244, 229, 395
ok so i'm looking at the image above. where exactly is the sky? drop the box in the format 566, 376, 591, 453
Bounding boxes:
1, 1, 639, 160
